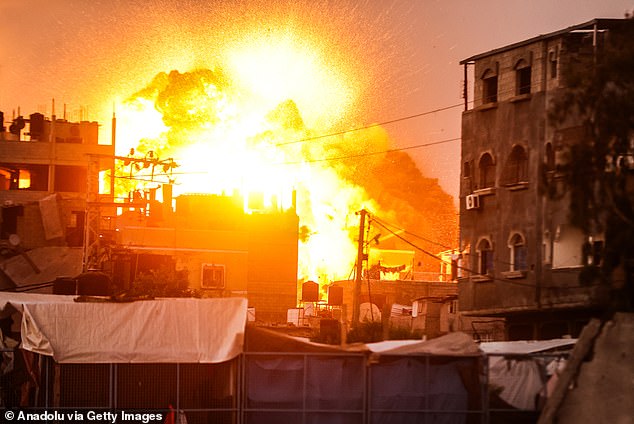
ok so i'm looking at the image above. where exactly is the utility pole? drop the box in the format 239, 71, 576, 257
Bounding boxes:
352, 209, 367, 328
83, 155, 101, 271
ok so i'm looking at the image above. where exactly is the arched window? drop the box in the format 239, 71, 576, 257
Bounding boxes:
479, 153, 496, 189
508, 233, 527, 272
477, 238, 494, 276
515, 59, 531, 95
482, 69, 498, 104
504, 145, 528, 185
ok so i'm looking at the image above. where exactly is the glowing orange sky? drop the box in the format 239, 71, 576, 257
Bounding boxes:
0, 0, 632, 200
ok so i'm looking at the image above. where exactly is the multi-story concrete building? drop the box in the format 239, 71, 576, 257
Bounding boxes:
0, 111, 299, 322
0, 112, 115, 252
458, 19, 623, 340
115, 192, 299, 323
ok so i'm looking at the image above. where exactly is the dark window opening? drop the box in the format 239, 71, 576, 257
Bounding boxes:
479, 153, 496, 189
582, 239, 604, 266
463, 161, 471, 178
1, 205, 23, 239
66, 211, 85, 247
478, 239, 494, 275
504, 145, 528, 184
510, 233, 527, 271
517, 66, 531, 95
483, 74, 498, 103
54, 165, 87, 192
463, 161, 472, 192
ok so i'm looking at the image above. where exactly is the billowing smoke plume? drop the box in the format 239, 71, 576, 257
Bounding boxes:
123, 68, 457, 282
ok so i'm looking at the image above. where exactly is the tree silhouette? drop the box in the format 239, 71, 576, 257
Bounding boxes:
549, 17, 634, 311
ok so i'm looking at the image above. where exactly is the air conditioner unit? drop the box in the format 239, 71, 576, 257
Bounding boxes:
466, 194, 480, 210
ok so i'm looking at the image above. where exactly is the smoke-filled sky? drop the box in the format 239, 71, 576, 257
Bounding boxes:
1, 0, 632, 201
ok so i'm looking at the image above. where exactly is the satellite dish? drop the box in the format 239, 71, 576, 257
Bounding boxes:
8, 233, 21, 247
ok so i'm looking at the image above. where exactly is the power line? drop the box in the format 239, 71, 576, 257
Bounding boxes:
371, 215, 454, 251
372, 217, 529, 287
275, 103, 464, 147
371, 214, 544, 288
278, 137, 460, 166
374, 212, 532, 272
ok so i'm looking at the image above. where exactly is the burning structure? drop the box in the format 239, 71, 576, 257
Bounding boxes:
1, 46, 459, 326
0, 110, 299, 322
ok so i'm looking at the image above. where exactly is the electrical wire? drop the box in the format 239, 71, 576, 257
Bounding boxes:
370, 212, 605, 290
278, 137, 460, 166
111, 136, 460, 175
371, 215, 454, 251
275, 103, 464, 147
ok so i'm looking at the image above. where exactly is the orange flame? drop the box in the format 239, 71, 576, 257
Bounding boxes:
114, 31, 457, 286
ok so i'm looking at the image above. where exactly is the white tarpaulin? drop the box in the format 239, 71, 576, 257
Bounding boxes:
480, 339, 577, 410
0, 293, 247, 364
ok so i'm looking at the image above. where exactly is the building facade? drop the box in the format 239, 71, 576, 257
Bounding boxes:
0, 111, 299, 322
458, 19, 623, 340
0, 112, 114, 255
114, 192, 299, 323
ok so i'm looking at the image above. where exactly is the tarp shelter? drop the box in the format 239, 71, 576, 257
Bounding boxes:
479, 339, 576, 411
366, 332, 483, 424
242, 329, 483, 424
0, 292, 248, 363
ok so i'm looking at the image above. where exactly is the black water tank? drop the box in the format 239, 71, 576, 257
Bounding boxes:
29, 113, 44, 139
302, 281, 319, 302
328, 286, 343, 306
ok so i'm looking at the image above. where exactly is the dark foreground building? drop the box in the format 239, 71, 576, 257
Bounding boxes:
458, 19, 625, 340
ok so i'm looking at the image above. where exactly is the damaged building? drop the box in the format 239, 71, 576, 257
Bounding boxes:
458, 19, 624, 339
0, 111, 115, 289
0, 110, 299, 323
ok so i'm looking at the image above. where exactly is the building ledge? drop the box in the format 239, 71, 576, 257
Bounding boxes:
473, 187, 496, 196
501, 270, 527, 279
459, 298, 611, 318
475, 102, 498, 112
505, 182, 529, 191
551, 266, 584, 272
470, 274, 493, 283
510, 93, 532, 103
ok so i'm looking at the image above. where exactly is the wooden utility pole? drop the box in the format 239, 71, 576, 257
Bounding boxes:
352, 209, 367, 328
